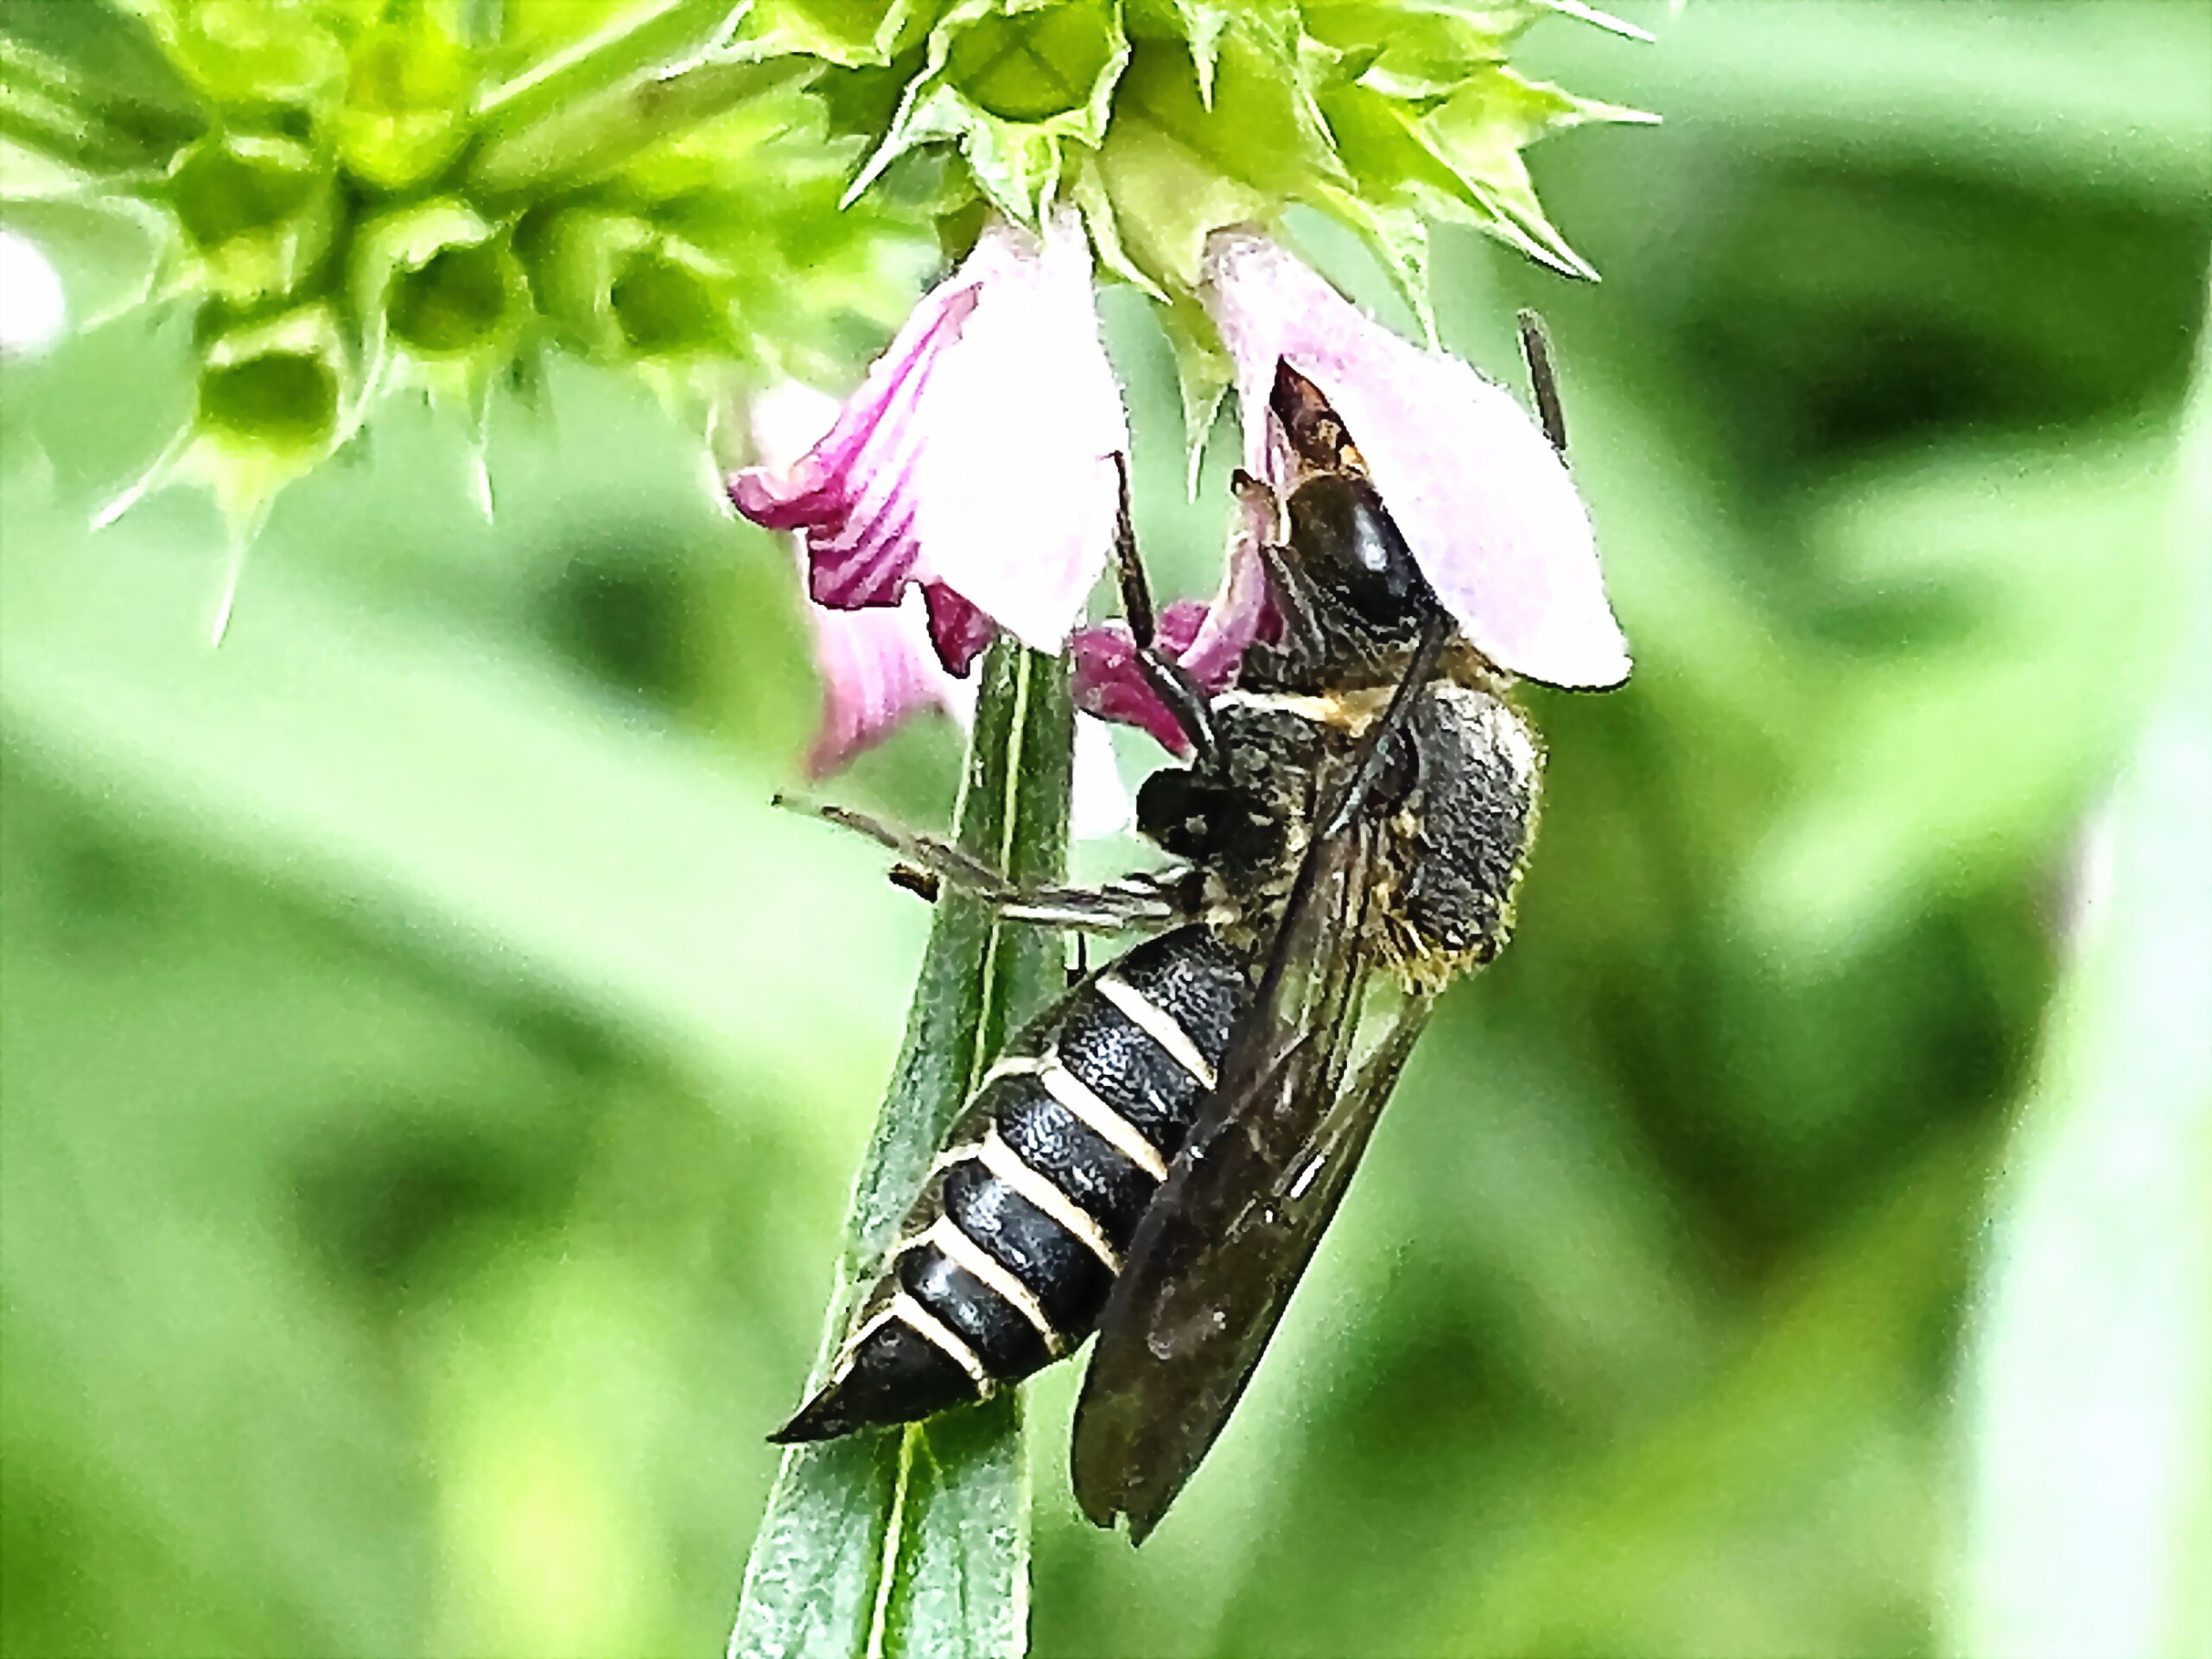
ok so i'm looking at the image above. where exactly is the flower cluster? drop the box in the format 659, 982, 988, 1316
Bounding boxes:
732, 213, 1628, 771
3, 0, 928, 555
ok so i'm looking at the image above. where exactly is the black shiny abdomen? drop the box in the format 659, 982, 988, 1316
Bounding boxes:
771, 926, 1250, 1443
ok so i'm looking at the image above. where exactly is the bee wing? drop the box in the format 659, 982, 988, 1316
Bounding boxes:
1071, 784, 1433, 1541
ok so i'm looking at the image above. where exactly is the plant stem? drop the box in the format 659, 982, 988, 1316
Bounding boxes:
732, 637, 1073, 1659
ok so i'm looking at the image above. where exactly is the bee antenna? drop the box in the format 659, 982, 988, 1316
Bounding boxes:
1516, 309, 1568, 456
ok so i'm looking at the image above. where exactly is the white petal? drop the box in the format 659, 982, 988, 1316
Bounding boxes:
912, 210, 1128, 655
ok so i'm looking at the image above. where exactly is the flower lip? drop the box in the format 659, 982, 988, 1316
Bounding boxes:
1202, 230, 1630, 690
728, 208, 1128, 674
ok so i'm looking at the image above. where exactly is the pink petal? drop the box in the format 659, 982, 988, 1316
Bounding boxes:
731, 283, 981, 607
922, 582, 996, 677
904, 212, 1127, 652
1071, 617, 1197, 753
729, 210, 1127, 670
744, 382, 963, 775
1204, 232, 1630, 690
804, 588, 963, 777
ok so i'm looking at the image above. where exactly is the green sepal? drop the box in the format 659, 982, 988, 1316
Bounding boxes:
1172, 0, 1230, 105
525, 205, 736, 364
1092, 23, 1344, 292
849, 0, 1128, 226
162, 129, 338, 306
468, 51, 817, 198
351, 198, 530, 404
1416, 66, 1656, 278
1330, 191, 1437, 341
332, 11, 474, 194
1529, 0, 1653, 44
193, 301, 351, 466
1067, 149, 1159, 297
740, 0, 943, 67
1302, 0, 1522, 99
473, 0, 751, 143
1156, 289, 1229, 493
90, 299, 359, 566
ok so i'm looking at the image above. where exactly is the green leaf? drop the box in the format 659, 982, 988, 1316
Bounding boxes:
1950, 286, 2212, 1659
1740, 431, 2184, 955
733, 634, 1072, 1659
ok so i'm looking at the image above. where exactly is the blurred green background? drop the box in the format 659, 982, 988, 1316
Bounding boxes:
3, 3, 2208, 1656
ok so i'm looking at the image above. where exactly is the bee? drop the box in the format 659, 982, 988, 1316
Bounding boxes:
774, 327, 1579, 1544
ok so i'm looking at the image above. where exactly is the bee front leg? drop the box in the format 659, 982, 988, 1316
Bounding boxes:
1110, 454, 1219, 762
779, 798, 1198, 932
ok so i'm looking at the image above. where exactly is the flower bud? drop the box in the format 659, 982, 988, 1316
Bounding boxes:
333, 16, 474, 194
159, 0, 346, 119
177, 301, 355, 531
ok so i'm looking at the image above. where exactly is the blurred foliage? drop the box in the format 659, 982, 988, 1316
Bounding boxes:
3, 2, 2210, 1656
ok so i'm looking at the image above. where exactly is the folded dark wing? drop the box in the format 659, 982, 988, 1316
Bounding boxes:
1072, 783, 1433, 1541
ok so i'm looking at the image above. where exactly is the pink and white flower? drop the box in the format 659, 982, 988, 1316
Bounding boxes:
744, 380, 1133, 833
730, 208, 1128, 675
1202, 230, 1630, 690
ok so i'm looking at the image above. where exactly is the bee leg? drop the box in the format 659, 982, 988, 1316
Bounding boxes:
778, 797, 1016, 898
778, 797, 1198, 932
1109, 454, 1219, 762
995, 873, 1199, 932
1516, 308, 1568, 455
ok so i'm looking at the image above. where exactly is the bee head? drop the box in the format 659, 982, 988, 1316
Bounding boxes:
1268, 362, 1440, 643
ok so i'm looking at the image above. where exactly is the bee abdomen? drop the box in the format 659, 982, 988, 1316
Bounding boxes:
770, 926, 1249, 1444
